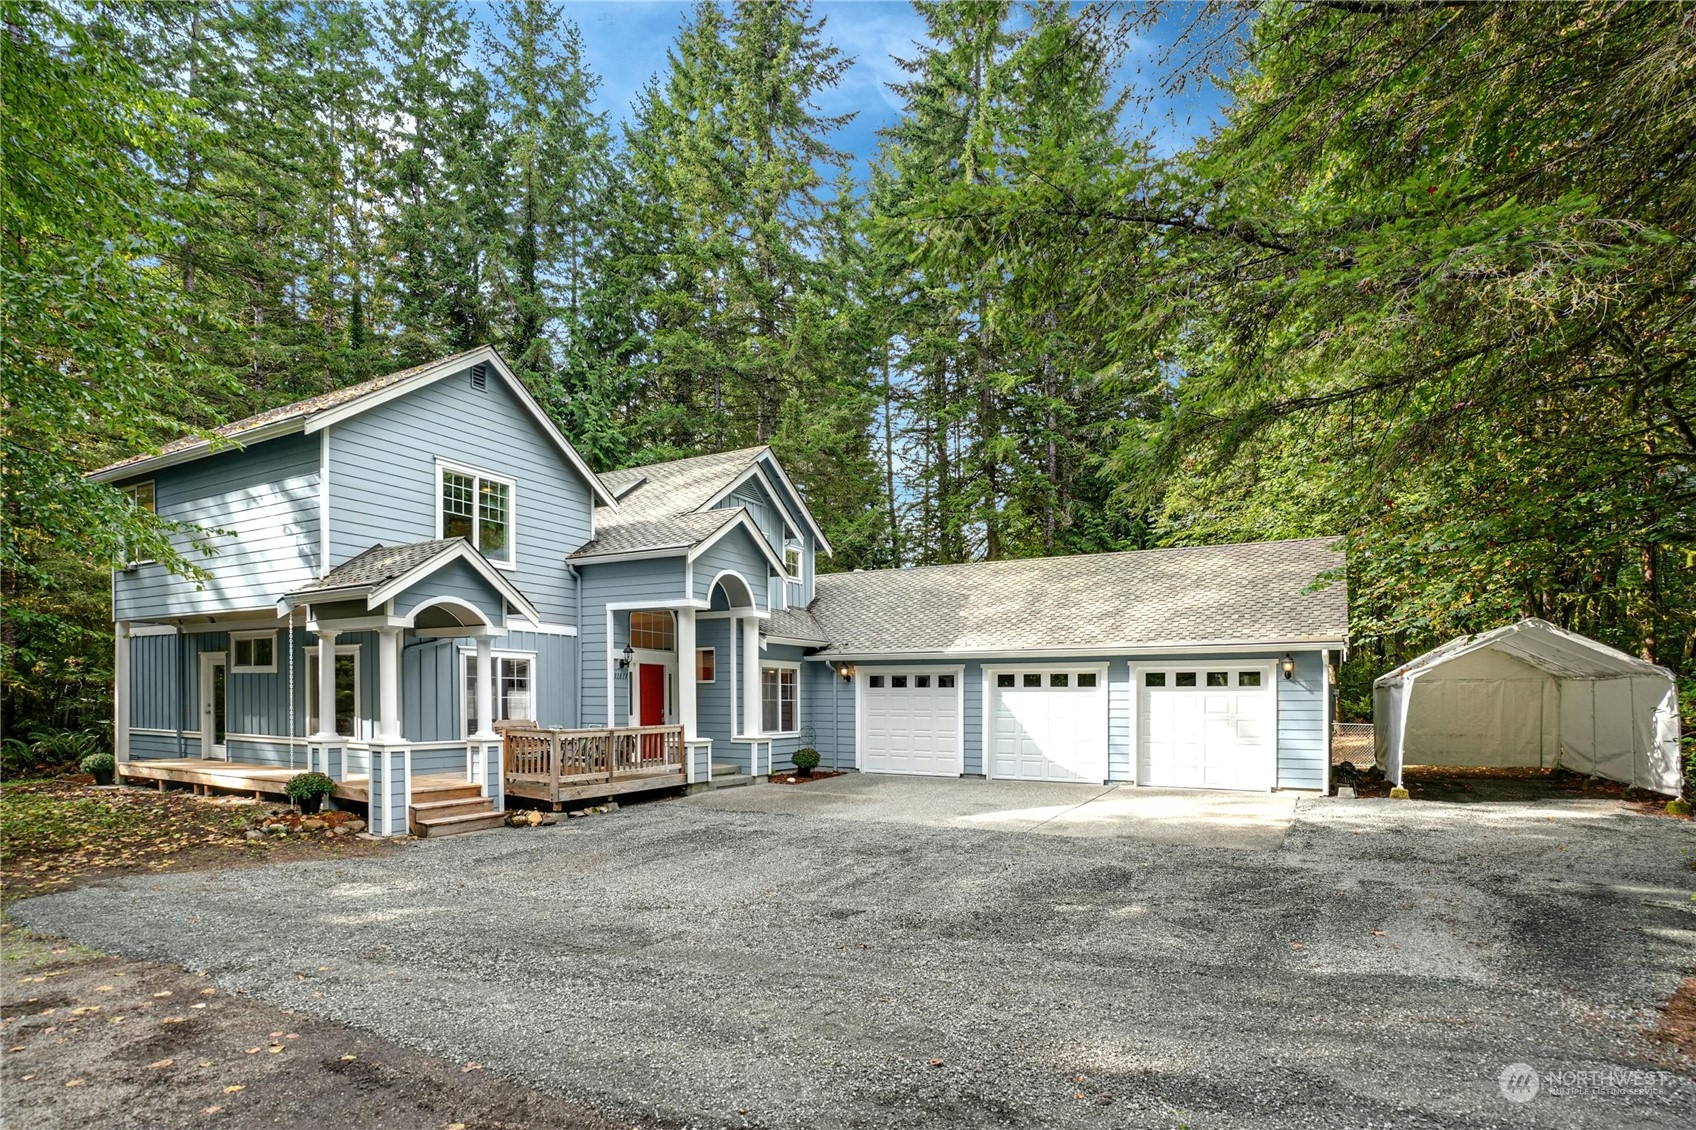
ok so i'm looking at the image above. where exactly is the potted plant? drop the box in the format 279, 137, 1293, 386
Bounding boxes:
79, 752, 116, 786
792, 747, 820, 779
285, 771, 336, 814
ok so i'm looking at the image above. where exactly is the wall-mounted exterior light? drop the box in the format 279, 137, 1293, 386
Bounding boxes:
1280, 653, 1296, 681
617, 644, 635, 670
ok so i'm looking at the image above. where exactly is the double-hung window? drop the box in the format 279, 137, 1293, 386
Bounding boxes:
761, 663, 798, 734
783, 543, 803, 582
119, 481, 157, 565
463, 654, 533, 735
439, 463, 514, 565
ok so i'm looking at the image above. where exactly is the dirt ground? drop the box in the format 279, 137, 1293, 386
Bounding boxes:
0, 922, 662, 1130
1341, 764, 1694, 815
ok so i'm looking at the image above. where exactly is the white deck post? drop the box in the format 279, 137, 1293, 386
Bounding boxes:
114, 621, 131, 763
375, 627, 402, 743
746, 610, 766, 743
677, 607, 697, 741
312, 630, 339, 740
472, 636, 496, 741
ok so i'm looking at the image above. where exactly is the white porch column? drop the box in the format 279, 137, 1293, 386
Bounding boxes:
375, 627, 402, 743
472, 635, 497, 741
742, 616, 762, 738
312, 630, 339, 740
677, 607, 697, 740
113, 621, 131, 762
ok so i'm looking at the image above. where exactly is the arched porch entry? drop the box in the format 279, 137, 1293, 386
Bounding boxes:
701, 571, 769, 777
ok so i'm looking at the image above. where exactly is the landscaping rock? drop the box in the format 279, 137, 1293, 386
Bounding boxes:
539, 814, 558, 827
300, 818, 327, 832
244, 830, 265, 841
566, 809, 587, 818
264, 824, 289, 835
344, 819, 366, 833
1335, 786, 1356, 799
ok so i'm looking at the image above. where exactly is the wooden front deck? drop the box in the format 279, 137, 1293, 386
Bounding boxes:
118, 758, 373, 804
503, 724, 687, 809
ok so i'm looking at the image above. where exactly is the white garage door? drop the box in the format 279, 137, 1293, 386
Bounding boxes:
1139, 666, 1274, 791
989, 668, 1109, 783
860, 669, 961, 775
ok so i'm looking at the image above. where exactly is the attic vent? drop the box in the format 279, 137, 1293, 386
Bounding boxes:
469, 364, 488, 392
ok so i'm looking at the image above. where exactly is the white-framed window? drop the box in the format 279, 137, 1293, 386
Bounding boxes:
761, 662, 798, 734
629, 610, 675, 651
119, 480, 157, 565
462, 653, 534, 735
783, 543, 803, 582
231, 630, 277, 673
437, 461, 515, 566
696, 647, 715, 683
305, 646, 361, 736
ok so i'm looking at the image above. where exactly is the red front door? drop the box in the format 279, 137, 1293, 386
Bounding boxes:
638, 663, 666, 726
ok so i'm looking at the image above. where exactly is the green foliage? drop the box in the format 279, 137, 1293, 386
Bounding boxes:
27, 730, 104, 771
792, 747, 821, 774
283, 772, 336, 802
1667, 799, 1692, 818
78, 752, 116, 777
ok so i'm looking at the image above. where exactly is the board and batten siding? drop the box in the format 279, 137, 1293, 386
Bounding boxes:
801, 659, 854, 771
325, 366, 593, 625
577, 556, 687, 727
113, 432, 321, 621
693, 618, 735, 748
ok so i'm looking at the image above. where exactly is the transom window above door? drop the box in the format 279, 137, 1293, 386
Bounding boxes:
629, 611, 675, 651
439, 463, 513, 564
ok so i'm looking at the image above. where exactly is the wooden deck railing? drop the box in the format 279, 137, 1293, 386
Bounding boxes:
502, 724, 685, 806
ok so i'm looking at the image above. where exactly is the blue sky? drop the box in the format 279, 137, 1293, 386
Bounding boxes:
472, 1, 1235, 178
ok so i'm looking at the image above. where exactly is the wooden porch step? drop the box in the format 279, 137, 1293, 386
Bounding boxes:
411, 810, 507, 837
411, 778, 484, 802
410, 796, 497, 821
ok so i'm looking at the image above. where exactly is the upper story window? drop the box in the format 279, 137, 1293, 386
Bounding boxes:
118, 481, 156, 566
439, 463, 514, 566
783, 543, 803, 582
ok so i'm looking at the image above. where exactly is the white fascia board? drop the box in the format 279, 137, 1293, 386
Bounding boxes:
686, 510, 787, 573
762, 634, 823, 648
367, 541, 542, 624
568, 547, 690, 566
804, 637, 1350, 663
302, 347, 620, 512
87, 419, 306, 483
754, 451, 834, 557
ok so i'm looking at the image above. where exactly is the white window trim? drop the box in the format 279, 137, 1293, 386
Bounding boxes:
783, 543, 803, 583
459, 648, 538, 736
120, 480, 158, 567
434, 457, 518, 570
759, 660, 800, 736
230, 629, 278, 674
696, 647, 716, 683
305, 645, 363, 738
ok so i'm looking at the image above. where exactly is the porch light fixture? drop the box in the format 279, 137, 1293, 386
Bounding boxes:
1280, 653, 1296, 681
617, 644, 635, 671
836, 663, 854, 682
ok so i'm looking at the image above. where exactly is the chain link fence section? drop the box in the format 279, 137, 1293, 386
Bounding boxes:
1331, 723, 1376, 768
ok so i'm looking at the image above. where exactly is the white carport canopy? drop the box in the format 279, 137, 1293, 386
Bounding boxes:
1373, 619, 1682, 796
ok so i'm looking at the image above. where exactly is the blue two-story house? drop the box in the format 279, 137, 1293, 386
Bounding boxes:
93, 348, 1349, 835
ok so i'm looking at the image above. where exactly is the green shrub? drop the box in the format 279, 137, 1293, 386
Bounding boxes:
792, 747, 821, 775
79, 752, 116, 776
28, 729, 102, 769
1668, 798, 1692, 818
284, 772, 336, 801
1, 737, 35, 779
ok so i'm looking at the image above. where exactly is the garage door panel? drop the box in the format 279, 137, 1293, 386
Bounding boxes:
1139, 667, 1274, 792
861, 669, 961, 776
988, 671, 1108, 783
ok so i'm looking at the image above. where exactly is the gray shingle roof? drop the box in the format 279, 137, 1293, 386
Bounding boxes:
91, 349, 493, 479
764, 604, 829, 645
806, 538, 1346, 655
291, 538, 468, 595
575, 447, 768, 559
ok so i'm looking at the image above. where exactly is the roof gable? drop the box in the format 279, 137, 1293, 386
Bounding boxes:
89, 348, 617, 509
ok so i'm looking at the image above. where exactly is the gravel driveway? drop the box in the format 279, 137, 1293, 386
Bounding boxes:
13, 777, 1696, 1129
